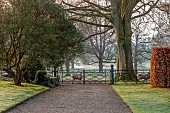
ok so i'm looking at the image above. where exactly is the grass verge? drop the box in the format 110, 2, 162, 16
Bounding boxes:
112, 82, 170, 113
0, 81, 49, 112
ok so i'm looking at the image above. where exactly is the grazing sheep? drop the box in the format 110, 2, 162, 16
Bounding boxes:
137, 73, 150, 81
72, 73, 82, 80
72, 73, 82, 84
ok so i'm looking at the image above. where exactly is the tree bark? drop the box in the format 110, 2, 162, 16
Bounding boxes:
123, 16, 136, 80
5, 68, 26, 86
98, 58, 103, 72
110, 3, 126, 72
116, 33, 126, 71
14, 68, 27, 86
65, 58, 70, 73
71, 57, 75, 69
110, 0, 139, 80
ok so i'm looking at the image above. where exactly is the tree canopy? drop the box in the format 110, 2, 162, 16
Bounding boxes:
0, 0, 84, 85
62, 0, 167, 80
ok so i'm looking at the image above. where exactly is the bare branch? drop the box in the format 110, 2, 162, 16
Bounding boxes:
70, 18, 113, 28
132, 0, 159, 20
82, 27, 113, 42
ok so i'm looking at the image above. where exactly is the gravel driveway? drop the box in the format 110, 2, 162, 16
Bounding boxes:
5, 84, 132, 113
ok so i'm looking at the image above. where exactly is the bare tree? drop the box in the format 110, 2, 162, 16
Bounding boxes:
132, 16, 152, 71
62, 0, 159, 80
151, 1, 170, 46
77, 17, 116, 72
84, 31, 116, 72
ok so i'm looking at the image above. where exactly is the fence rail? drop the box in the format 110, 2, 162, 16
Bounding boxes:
52, 68, 150, 84
56, 69, 111, 84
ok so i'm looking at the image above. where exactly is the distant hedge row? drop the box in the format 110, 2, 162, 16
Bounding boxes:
150, 47, 170, 88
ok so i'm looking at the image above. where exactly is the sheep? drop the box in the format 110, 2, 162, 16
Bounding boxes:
72, 73, 82, 80
72, 73, 82, 84
137, 73, 150, 82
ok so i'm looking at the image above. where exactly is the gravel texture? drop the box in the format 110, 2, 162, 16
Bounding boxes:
5, 84, 132, 113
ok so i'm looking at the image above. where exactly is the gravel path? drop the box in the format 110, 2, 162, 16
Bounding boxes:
6, 84, 132, 113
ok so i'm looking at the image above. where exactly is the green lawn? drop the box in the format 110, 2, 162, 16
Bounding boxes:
112, 82, 170, 113
0, 81, 49, 112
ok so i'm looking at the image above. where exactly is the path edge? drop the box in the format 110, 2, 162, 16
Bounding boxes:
111, 85, 133, 113
2, 87, 52, 113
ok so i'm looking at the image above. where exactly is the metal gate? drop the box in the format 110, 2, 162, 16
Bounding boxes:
57, 69, 112, 84
51, 65, 150, 85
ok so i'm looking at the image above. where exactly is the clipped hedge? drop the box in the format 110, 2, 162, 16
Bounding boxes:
150, 47, 170, 88
50, 77, 59, 86
34, 70, 51, 87
34, 70, 59, 87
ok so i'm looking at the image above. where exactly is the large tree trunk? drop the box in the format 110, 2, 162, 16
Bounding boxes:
65, 58, 70, 73
5, 68, 26, 86
14, 68, 27, 86
71, 57, 75, 69
110, 0, 126, 72
111, 12, 126, 73
98, 58, 103, 72
116, 33, 126, 72
123, 17, 136, 80
110, 0, 139, 81
115, 32, 135, 80
115, 34, 125, 80
14, 73, 23, 86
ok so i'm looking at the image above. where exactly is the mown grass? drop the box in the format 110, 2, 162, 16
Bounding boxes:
0, 81, 49, 112
112, 82, 170, 113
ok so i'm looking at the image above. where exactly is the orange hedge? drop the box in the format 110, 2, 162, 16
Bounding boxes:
150, 47, 170, 88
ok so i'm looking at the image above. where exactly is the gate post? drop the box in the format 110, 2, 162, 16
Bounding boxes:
54, 66, 57, 77
83, 70, 85, 84
62, 69, 63, 84
110, 65, 115, 84
105, 69, 107, 84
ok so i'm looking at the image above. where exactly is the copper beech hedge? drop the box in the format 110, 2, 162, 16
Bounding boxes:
150, 47, 170, 88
